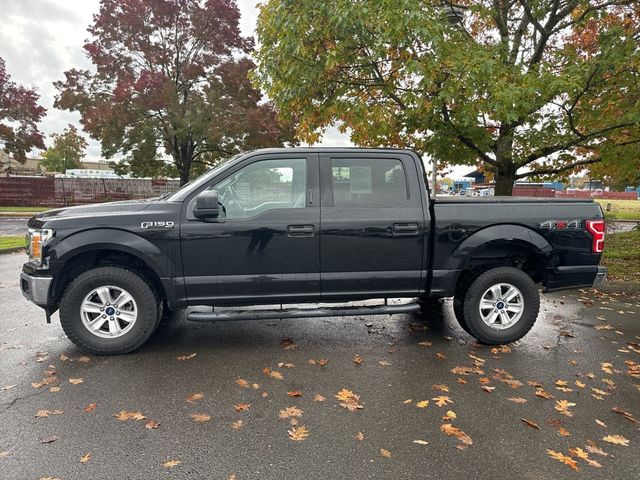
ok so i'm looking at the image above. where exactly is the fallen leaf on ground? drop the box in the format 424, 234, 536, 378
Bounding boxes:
186, 393, 204, 404
288, 425, 309, 441
611, 406, 638, 424
231, 420, 244, 429
535, 389, 554, 399
602, 434, 629, 446
442, 410, 457, 421
77, 356, 91, 363
2, 385, 16, 391
145, 420, 160, 429
84, 403, 97, 413
313, 394, 325, 402
280, 337, 298, 350
352, 354, 363, 364
162, 459, 181, 468
521, 418, 540, 429
235, 378, 250, 388
287, 390, 302, 397
279, 406, 303, 419
40, 436, 58, 444
432, 384, 449, 392
336, 389, 363, 411
380, 448, 392, 458
234, 403, 250, 412
432, 396, 453, 407
507, 397, 527, 404
555, 400, 576, 417
436, 352, 446, 360
36, 409, 63, 418
113, 411, 146, 421
558, 427, 571, 437
413, 440, 429, 445
415, 400, 429, 408
585, 443, 608, 457
68, 378, 84, 385
440, 424, 472, 446
547, 449, 579, 471
190, 413, 211, 423
0, 451, 9, 458
176, 353, 197, 361
481, 386, 496, 393
80, 452, 91, 463
262, 368, 283, 380
49, 386, 61, 393
355, 431, 364, 441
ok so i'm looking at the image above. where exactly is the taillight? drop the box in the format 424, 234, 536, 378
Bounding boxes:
585, 219, 605, 253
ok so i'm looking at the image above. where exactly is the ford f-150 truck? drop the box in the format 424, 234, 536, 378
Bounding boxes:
21, 148, 607, 354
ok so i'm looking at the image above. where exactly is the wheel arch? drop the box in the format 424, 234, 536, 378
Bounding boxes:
48, 229, 174, 310
447, 225, 556, 292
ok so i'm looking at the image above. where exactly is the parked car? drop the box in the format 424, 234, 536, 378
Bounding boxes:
21, 148, 607, 354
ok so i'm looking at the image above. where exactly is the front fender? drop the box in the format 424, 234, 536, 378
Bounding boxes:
49, 228, 172, 278
443, 224, 555, 271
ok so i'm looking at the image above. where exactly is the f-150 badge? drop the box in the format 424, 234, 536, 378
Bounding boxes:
141, 221, 175, 229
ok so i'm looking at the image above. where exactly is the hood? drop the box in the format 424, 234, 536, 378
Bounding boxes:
29, 198, 157, 227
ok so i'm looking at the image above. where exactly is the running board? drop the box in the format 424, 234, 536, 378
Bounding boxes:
187, 303, 420, 322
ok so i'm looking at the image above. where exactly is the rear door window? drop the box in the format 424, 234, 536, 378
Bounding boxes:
330, 158, 408, 207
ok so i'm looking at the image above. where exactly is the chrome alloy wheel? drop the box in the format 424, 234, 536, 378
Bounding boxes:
80, 286, 138, 338
478, 283, 524, 330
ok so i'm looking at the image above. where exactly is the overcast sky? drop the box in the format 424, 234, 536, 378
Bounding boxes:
0, 1, 453, 176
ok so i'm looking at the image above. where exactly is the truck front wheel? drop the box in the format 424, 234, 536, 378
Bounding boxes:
59, 266, 160, 355
462, 267, 539, 345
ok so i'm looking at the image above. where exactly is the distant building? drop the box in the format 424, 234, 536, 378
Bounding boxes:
1, 151, 115, 175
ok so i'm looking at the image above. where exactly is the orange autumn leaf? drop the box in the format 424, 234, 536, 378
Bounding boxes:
288, 425, 309, 441
440, 424, 472, 446
162, 459, 181, 468
507, 397, 527, 404
336, 388, 363, 411
262, 367, 283, 380
313, 394, 326, 402
79, 452, 91, 464
176, 353, 197, 361
355, 431, 365, 441
68, 378, 84, 385
83, 402, 97, 413
190, 413, 211, 422
113, 411, 146, 421
145, 420, 160, 429
380, 448, 392, 458
535, 389, 554, 399
547, 449, 579, 471
234, 403, 250, 412
279, 406, 303, 419
555, 400, 576, 417
231, 420, 244, 430
431, 396, 453, 407
287, 390, 302, 397
186, 393, 204, 404
602, 434, 629, 446
352, 354, 363, 364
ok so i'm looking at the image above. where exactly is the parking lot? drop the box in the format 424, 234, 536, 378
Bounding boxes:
1, 251, 638, 479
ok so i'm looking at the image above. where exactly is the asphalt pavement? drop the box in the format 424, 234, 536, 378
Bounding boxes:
1, 252, 638, 479
0, 217, 29, 237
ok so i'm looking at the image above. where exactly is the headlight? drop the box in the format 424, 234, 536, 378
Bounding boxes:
27, 228, 54, 263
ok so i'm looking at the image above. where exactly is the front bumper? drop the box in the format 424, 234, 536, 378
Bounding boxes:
20, 272, 53, 307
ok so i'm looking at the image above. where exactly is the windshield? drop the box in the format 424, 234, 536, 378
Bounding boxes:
163, 153, 243, 202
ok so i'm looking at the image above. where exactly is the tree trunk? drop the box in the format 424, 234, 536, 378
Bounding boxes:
494, 129, 516, 196
494, 166, 516, 196
176, 141, 194, 186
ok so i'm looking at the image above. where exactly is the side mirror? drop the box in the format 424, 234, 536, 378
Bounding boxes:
194, 190, 220, 219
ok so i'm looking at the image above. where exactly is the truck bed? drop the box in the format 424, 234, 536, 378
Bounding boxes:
433, 196, 594, 204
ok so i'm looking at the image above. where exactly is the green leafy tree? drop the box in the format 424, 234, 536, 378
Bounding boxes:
254, 0, 640, 195
40, 125, 88, 173
54, 0, 295, 186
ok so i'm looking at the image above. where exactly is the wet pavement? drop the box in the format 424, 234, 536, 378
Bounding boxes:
0, 217, 29, 237
0, 252, 638, 479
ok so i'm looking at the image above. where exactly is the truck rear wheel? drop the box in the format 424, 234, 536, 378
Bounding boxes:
59, 266, 160, 355
462, 267, 539, 345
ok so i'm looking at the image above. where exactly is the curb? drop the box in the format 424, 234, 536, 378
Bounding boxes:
0, 246, 26, 255
0, 213, 37, 218
593, 281, 640, 294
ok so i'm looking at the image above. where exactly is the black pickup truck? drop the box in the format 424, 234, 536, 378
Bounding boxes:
21, 148, 607, 354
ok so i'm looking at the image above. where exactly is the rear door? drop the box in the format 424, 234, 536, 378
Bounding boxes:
319, 151, 426, 299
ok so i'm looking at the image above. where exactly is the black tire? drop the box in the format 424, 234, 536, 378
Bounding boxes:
453, 297, 470, 334
462, 267, 539, 345
59, 266, 160, 355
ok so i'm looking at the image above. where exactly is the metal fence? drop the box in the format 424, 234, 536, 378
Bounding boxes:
512, 186, 638, 200
0, 176, 181, 207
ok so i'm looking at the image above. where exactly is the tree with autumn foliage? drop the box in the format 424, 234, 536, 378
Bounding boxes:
0, 57, 46, 174
40, 125, 88, 173
55, 0, 295, 185
254, 1, 640, 195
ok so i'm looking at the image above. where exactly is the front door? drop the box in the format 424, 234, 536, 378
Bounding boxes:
181, 152, 320, 305
319, 152, 426, 299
